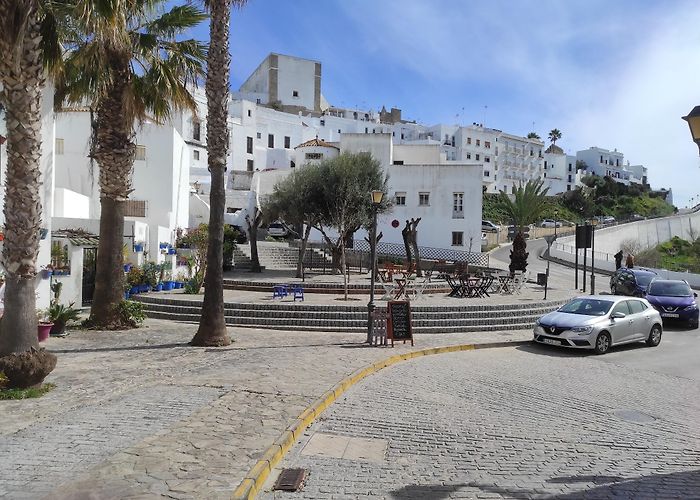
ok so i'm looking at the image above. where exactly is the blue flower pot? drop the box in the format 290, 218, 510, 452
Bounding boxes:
176, 281, 183, 289
134, 244, 144, 252
139, 284, 149, 293
154, 283, 163, 292
130, 286, 140, 295
162, 281, 174, 291
123, 264, 132, 272
167, 248, 177, 255
124, 291, 130, 299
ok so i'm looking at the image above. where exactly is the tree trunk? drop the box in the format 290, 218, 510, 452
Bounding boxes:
409, 218, 422, 277
191, 0, 232, 347
0, 4, 57, 386
401, 221, 413, 268
341, 241, 348, 300
247, 208, 262, 273
295, 224, 312, 278
87, 51, 134, 329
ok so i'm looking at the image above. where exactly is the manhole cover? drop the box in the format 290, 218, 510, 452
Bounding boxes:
614, 409, 656, 424
273, 468, 307, 491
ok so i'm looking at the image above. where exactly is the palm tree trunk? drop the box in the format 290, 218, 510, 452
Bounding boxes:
0, 4, 57, 387
88, 55, 134, 329
191, 0, 232, 347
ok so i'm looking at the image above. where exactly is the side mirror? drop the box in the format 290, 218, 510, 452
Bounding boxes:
611, 312, 626, 319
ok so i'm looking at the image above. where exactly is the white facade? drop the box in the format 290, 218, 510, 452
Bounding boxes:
576, 146, 642, 186
543, 151, 580, 194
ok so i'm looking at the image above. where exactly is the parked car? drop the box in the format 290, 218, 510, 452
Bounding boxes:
267, 221, 290, 238
482, 220, 499, 233
645, 279, 699, 329
533, 295, 663, 354
540, 219, 562, 228
610, 267, 657, 296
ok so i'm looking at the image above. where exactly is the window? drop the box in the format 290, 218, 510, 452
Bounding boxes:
567, 185, 571, 191
284, 136, 290, 149
530, 149, 534, 156
401, 133, 405, 140
193, 150, 200, 161
452, 232, 463, 246
452, 193, 464, 217
256, 132, 261, 139
55, 138, 64, 155
256, 98, 261, 104
568, 163, 573, 172
290, 160, 295, 168
135, 145, 146, 161
124, 200, 146, 217
475, 154, 480, 161
611, 301, 631, 317
305, 152, 323, 160
268, 134, 274, 148
320, 119, 325, 126
192, 121, 201, 141
338, 129, 342, 134
247, 159, 254, 171
485, 156, 490, 163
628, 300, 647, 314
600, 155, 604, 163
484, 171, 490, 177
365, 127, 368, 133
247, 109, 251, 117
485, 141, 491, 149
419, 192, 430, 206
466, 153, 471, 159
568, 175, 572, 182
246, 136, 253, 154
395, 192, 406, 206
393, 160, 404, 165
544, 161, 548, 168
467, 137, 471, 145
292, 90, 299, 97
476, 139, 481, 146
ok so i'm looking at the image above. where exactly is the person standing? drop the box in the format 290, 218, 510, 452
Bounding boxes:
614, 251, 623, 270
626, 254, 635, 269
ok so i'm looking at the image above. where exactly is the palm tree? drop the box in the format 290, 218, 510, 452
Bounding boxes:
55, 0, 207, 329
497, 180, 549, 273
191, 0, 246, 347
548, 129, 562, 145
527, 132, 541, 140
0, 0, 60, 386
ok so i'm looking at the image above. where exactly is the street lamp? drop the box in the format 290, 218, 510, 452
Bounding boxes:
554, 209, 559, 238
682, 106, 700, 155
366, 189, 384, 344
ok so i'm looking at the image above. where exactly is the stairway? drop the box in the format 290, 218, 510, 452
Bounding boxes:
234, 241, 331, 270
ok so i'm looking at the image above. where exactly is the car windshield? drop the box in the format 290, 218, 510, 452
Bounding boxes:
558, 298, 613, 316
636, 274, 656, 287
648, 281, 692, 297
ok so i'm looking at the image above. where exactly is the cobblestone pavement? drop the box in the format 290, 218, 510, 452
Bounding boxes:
0, 320, 531, 499
264, 346, 700, 499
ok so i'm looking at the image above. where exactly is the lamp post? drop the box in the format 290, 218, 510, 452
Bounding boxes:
682, 106, 700, 155
554, 209, 559, 238
366, 190, 384, 344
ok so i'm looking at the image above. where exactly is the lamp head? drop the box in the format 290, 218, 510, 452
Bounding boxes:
371, 190, 384, 205
682, 106, 700, 155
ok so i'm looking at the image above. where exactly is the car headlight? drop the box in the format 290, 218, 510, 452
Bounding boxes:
684, 304, 698, 311
571, 326, 593, 334
535, 318, 541, 326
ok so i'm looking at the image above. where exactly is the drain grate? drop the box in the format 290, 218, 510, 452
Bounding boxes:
273, 468, 307, 491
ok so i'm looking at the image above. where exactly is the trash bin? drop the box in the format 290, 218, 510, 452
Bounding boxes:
537, 273, 547, 286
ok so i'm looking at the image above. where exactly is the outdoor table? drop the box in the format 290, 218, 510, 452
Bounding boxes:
497, 275, 513, 294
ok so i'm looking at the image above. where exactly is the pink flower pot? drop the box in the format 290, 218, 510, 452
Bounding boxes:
37, 323, 53, 342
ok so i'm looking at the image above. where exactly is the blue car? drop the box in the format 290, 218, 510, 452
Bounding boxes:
610, 267, 658, 297
645, 279, 699, 329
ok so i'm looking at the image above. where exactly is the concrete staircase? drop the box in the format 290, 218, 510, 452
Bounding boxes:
234, 241, 331, 270
133, 294, 565, 333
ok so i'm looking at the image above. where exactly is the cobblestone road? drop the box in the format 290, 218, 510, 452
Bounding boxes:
265, 345, 700, 499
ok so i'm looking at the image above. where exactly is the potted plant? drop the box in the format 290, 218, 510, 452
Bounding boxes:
142, 262, 162, 291
48, 302, 80, 337
161, 271, 174, 290
126, 266, 143, 295
174, 271, 188, 289
134, 241, 144, 253
37, 309, 53, 342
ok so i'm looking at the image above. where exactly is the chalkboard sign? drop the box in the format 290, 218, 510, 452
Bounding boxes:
387, 300, 413, 346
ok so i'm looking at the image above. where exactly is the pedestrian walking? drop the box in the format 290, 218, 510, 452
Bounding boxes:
614, 251, 623, 270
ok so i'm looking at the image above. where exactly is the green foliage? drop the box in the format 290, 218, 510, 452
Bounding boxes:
48, 302, 81, 323
495, 179, 549, 227
183, 277, 201, 294
641, 236, 700, 273
527, 132, 541, 140
548, 129, 562, 144
223, 224, 238, 269
117, 300, 146, 327
141, 262, 163, 287
126, 266, 144, 287
0, 372, 55, 400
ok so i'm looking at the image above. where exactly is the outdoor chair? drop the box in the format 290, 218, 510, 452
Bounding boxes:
445, 275, 463, 297
378, 273, 398, 300
405, 272, 432, 300
292, 285, 304, 301
272, 284, 288, 299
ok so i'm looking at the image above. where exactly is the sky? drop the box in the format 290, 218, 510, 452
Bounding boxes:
191, 0, 700, 207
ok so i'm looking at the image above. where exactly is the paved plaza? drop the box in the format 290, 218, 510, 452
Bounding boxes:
265, 346, 700, 499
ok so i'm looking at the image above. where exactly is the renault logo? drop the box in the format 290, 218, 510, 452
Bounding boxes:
550, 326, 556, 333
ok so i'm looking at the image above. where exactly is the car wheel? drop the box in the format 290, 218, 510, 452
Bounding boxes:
593, 332, 611, 355
646, 324, 662, 347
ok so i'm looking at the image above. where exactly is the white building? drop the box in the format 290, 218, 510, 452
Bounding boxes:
575, 146, 645, 186
542, 144, 580, 194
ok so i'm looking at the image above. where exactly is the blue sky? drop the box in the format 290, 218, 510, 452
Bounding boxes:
191, 0, 700, 207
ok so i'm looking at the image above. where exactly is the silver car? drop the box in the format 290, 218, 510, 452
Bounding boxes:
533, 295, 663, 354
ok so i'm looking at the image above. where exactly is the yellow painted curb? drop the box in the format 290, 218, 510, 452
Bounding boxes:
230, 339, 528, 500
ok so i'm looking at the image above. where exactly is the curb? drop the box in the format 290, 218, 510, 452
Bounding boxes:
230, 339, 531, 499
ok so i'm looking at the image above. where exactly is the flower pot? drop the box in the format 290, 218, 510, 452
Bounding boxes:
139, 284, 149, 293
40, 269, 53, 279
162, 281, 174, 291
38, 323, 53, 342
159, 243, 169, 249
175, 281, 183, 289
50, 320, 67, 337
124, 290, 130, 300
153, 283, 163, 292
123, 264, 132, 272
134, 244, 144, 252
129, 285, 140, 295
167, 248, 176, 255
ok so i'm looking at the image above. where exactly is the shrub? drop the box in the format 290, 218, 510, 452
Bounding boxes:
183, 277, 201, 294
117, 300, 146, 327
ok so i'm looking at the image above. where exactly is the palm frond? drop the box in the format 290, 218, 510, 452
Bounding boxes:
144, 3, 207, 37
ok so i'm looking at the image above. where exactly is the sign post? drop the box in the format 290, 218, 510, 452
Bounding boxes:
543, 234, 557, 300
387, 300, 413, 347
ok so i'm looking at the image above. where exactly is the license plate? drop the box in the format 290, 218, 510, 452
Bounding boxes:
542, 338, 559, 345
662, 313, 679, 318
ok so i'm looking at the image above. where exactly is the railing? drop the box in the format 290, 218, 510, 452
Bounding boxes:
553, 242, 614, 263
354, 240, 489, 267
